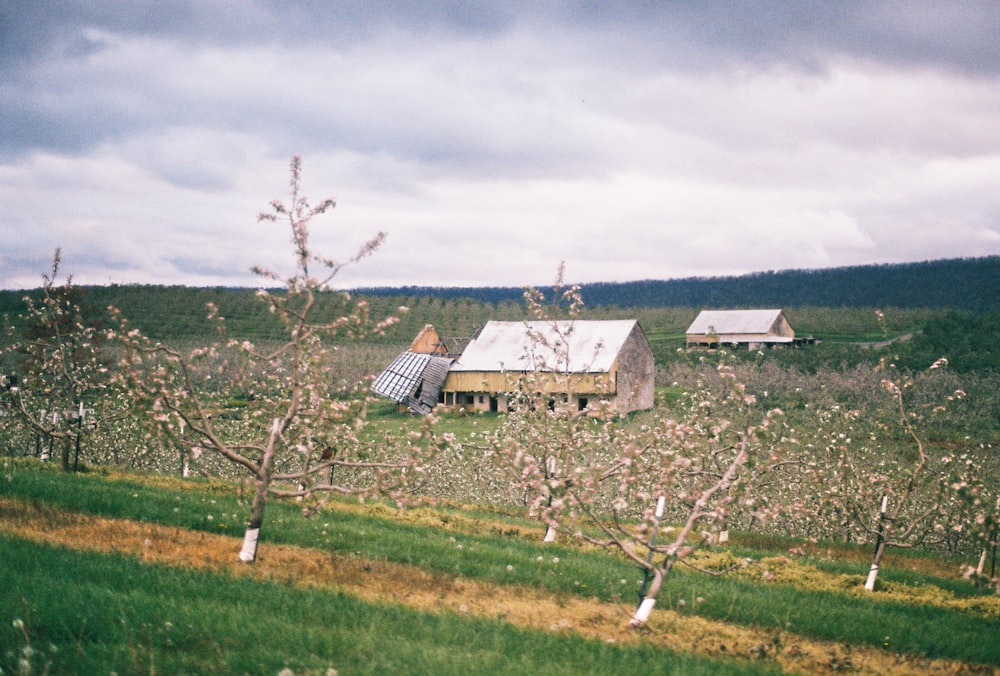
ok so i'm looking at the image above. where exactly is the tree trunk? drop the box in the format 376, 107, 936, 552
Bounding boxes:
865, 495, 890, 592
60, 435, 71, 473
239, 433, 279, 563
629, 561, 672, 628
630, 496, 673, 628
865, 539, 886, 591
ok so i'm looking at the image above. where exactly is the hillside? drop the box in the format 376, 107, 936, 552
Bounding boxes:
357, 256, 1000, 311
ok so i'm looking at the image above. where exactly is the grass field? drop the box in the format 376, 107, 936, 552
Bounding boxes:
2, 458, 997, 675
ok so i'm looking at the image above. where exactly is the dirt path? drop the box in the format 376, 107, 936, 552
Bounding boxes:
857, 332, 915, 349
0, 498, 987, 675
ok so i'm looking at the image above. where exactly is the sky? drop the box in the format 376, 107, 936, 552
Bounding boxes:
2, 1, 999, 291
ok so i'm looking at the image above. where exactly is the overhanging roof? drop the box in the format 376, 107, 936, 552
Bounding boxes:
449, 320, 639, 373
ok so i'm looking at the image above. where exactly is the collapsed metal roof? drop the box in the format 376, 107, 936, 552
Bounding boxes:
372, 351, 453, 414
448, 320, 640, 374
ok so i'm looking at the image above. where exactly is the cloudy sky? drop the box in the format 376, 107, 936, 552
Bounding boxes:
2, 1, 999, 291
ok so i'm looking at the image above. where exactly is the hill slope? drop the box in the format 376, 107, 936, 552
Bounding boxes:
357, 256, 1000, 311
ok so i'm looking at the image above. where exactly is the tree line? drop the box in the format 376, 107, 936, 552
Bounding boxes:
356, 256, 1000, 311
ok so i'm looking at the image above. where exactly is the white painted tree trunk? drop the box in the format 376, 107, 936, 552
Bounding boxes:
629, 497, 669, 628
543, 525, 557, 543
238, 419, 280, 563
976, 549, 987, 576
629, 598, 656, 628
238, 527, 260, 563
865, 496, 889, 592
864, 564, 880, 591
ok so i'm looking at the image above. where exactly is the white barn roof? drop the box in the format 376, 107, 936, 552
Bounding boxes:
450, 320, 639, 373
686, 309, 786, 336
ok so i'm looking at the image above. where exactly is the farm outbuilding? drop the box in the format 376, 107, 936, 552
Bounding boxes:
371, 324, 455, 414
686, 309, 796, 349
441, 319, 655, 415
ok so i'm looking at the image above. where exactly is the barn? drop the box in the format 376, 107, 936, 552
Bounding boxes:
440, 319, 655, 415
685, 309, 796, 349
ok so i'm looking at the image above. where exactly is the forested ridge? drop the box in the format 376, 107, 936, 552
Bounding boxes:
357, 256, 1000, 311
2, 256, 998, 373
3, 256, 996, 313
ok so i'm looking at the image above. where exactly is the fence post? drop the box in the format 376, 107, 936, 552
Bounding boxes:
72, 402, 84, 472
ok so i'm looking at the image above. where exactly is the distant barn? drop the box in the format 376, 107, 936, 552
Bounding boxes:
442, 319, 654, 415
686, 309, 801, 350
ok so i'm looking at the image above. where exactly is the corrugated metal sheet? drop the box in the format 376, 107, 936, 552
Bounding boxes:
372, 351, 453, 414
411, 356, 452, 413
686, 309, 785, 335
449, 320, 638, 374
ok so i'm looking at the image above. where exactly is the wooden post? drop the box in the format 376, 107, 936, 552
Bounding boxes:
718, 515, 729, 545
991, 537, 997, 579
178, 419, 188, 477
72, 403, 84, 472
992, 498, 1000, 579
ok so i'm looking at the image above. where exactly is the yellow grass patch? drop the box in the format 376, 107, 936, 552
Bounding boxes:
0, 497, 989, 675
690, 551, 1000, 620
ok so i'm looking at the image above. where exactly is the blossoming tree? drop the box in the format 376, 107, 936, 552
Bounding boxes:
1, 250, 116, 471
489, 273, 799, 628
113, 156, 444, 563
816, 355, 988, 591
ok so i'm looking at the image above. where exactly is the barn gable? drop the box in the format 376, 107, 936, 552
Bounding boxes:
409, 324, 449, 355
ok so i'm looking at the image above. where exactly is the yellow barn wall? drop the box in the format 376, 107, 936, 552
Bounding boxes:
443, 370, 616, 396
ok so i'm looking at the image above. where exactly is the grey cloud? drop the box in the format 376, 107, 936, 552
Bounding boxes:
4, 1, 998, 165
549, 1, 1000, 76
0, 0, 514, 64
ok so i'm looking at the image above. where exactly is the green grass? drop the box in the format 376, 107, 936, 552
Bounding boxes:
2, 536, 763, 675
3, 459, 998, 669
